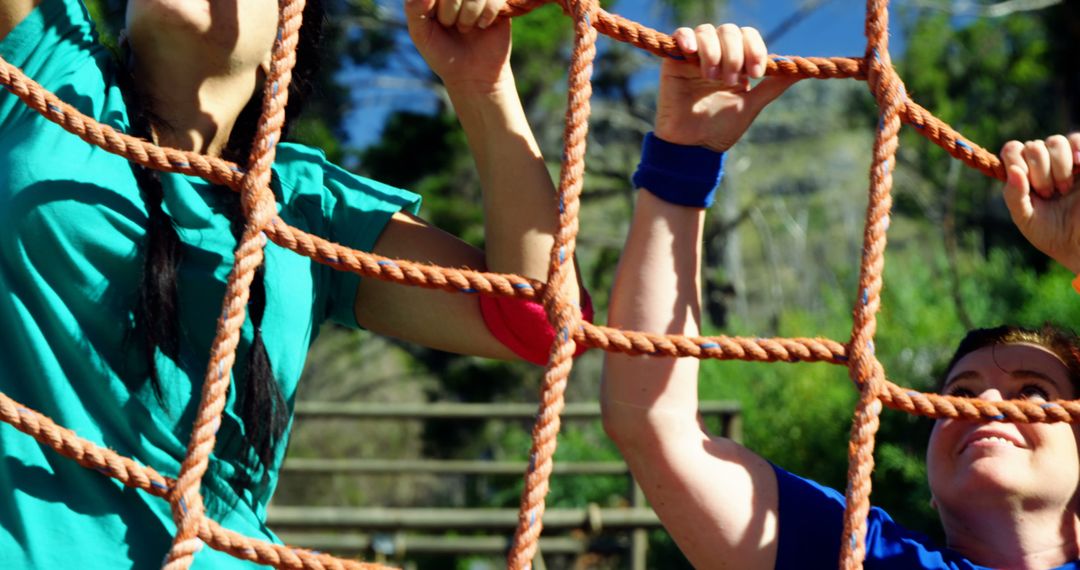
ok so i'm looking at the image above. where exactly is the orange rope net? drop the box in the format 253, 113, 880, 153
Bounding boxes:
0, 0, 1066, 568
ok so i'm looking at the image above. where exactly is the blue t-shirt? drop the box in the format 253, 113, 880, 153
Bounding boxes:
773, 465, 1080, 569
0, 0, 420, 567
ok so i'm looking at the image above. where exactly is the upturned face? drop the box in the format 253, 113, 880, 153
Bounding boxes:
125, 0, 280, 74
926, 343, 1080, 514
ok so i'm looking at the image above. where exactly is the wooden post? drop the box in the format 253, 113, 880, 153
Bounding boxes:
629, 475, 647, 570
726, 412, 743, 444
534, 547, 548, 570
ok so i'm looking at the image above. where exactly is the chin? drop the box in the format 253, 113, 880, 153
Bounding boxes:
129, 0, 214, 37
953, 459, 1034, 500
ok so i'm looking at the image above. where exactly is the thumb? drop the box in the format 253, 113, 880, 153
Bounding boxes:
404, 0, 437, 33
745, 76, 800, 115
1003, 163, 1035, 227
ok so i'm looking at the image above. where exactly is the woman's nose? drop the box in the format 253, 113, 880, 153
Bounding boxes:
976, 388, 1005, 402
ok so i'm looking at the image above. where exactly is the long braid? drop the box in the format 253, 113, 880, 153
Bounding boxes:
221, 169, 287, 477
120, 0, 324, 482
129, 115, 182, 403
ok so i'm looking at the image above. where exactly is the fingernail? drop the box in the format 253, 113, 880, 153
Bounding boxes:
707, 66, 721, 80
725, 72, 739, 85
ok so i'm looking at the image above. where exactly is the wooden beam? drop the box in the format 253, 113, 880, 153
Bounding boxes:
293, 400, 739, 420
268, 507, 661, 531
281, 458, 630, 476
275, 532, 628, 556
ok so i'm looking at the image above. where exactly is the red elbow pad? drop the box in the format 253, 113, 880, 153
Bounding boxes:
479, 289, 595, 365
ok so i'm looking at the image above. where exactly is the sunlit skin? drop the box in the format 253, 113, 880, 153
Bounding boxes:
125, 0, 278, 72
122, 0, 279, 155
927, 343, 1080, 569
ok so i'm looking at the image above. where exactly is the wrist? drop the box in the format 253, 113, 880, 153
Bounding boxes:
443, 72, 517, 100
652, 128, 730, 154
632, 132, 726, 208
447, 77, 524, 132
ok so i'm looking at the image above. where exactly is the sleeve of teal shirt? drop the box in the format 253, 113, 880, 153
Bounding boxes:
315, 156, 421, 328
0, 0, 109, 132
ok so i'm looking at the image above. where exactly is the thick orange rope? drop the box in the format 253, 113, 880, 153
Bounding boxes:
161, 0, 309, 566
506, 0, 596, 564
837, 2, 896, 565
0, 0, 1067, 568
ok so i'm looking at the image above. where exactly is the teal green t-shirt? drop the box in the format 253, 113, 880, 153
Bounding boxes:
0, 0, 421, 567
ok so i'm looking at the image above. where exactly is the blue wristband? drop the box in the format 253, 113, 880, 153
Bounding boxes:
631, 132, 726, 208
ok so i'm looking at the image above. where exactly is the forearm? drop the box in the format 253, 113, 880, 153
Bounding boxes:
447, 80, 581, 301
602, 190, 706, 448
602, 190, 781, 569
594, 24, 787, 566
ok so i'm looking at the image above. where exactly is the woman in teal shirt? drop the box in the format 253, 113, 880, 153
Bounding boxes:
0, 0, 584, 566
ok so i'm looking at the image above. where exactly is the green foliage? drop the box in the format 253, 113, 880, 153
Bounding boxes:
358, 111, 485, 243
82, 0, 122, 51
485, 422, 626, 509
290, 115, 345, 164
509, 4, 574, 105
896, 8, 1057, 266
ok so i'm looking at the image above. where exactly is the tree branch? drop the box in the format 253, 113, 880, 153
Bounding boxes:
909, 0, 1062, 17
765, 0, 833, 45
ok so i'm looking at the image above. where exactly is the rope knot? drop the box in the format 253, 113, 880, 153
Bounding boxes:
239, 176, 278, 231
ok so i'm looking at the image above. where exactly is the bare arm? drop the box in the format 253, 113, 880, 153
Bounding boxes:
0, 0, 39, 40
356, 210, 516, 360
448, 79, 576, 300
601, 24, 797, 568
602, 190, 779, 569
353, 0, 579, 360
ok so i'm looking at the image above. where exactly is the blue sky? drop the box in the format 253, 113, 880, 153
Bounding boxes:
619, 0, 901, 57
730, 1, 905, 57
343, 0, 908, 149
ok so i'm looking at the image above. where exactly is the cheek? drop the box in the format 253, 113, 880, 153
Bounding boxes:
239, 0, 280, 45
126, 0, 213, 47
926, 421, 951, 478
1045, 425, 1080, 460
1028, 425, 1080, 481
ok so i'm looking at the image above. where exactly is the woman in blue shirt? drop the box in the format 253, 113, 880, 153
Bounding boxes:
603, 23, 1080, 570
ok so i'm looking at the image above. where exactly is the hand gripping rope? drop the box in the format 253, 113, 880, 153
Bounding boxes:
0, 0, 1071, 568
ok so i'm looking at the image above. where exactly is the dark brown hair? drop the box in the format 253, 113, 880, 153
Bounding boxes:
939, 324, 1080, 394
118, 0, 326, 481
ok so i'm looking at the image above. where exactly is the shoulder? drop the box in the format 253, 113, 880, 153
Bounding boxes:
772, 466, 979, 570
1, 0, 111, 80
865, 511, 979, 569
0, 0, 127, 136
273, 142, 421, 218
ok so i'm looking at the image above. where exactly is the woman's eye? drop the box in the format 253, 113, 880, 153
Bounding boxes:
947, 387, 975, 398
1018, 384, 1050, 401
